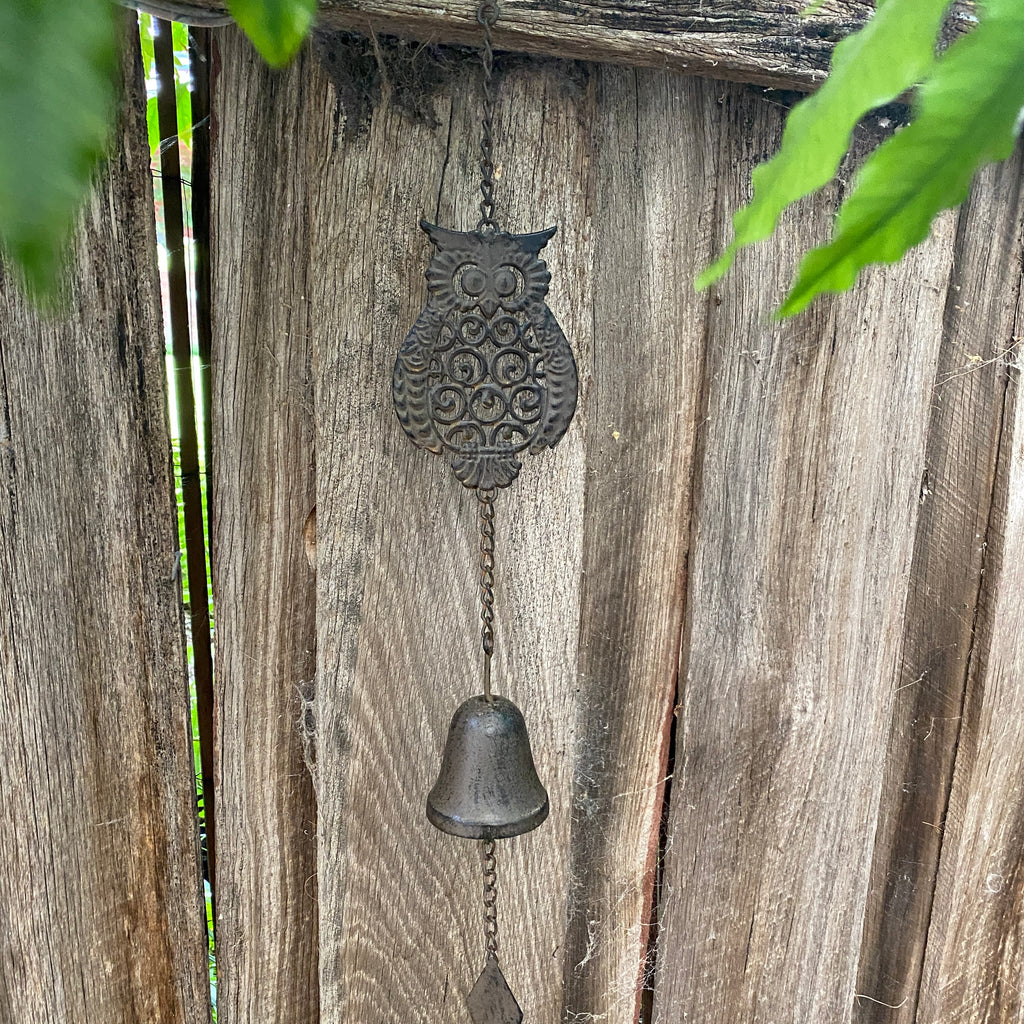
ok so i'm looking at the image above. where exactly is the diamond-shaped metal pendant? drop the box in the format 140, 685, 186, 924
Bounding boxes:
467, 954, 523, 1024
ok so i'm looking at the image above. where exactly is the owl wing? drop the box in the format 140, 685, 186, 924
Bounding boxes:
530, 306, 578, 454
393, 303, 444, 454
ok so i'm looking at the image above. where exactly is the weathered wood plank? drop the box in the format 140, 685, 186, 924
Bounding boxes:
147, 0, 877, 90
561, 67, 718, 1023
303, 43, 708, 1022
853, 152, 1024, 1024
914, 291, 1024, 1024
211, 29, 320, 1024
0, 16, 211, 1024
206, 21, 1024, 1024
310, 54, 590, 1024
653, 88, 958, 1024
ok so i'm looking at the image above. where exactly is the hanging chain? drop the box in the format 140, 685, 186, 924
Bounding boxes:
476, 1, 500, 233
478, 487, 496, 700
474, 3, 500, 692
481, 839, 500, 957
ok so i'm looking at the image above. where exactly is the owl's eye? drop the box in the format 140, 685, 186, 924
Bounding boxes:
495, 265, 525, 298
460, 266, 487, 296
493, 267, 517, 297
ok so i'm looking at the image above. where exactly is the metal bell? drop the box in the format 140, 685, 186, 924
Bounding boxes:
427, 694, 549, 840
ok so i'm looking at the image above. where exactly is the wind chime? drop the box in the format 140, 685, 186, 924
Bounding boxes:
392, 3, 578, 1020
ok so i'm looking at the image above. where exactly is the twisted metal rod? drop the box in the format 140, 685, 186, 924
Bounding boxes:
478, 487, 497, 700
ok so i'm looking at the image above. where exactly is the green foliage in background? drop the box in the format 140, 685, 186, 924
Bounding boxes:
2, 0, 1023, 311
228, 0, 316, 66
0, 0, 117, 298
140, 17, 193, 156
697, 0, 949, 292
171, 437, 217, 1019
0, 3, 315, 297
700, 0, 1024, 316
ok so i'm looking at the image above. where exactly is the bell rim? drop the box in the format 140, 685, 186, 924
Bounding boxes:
426, 794, 549, 840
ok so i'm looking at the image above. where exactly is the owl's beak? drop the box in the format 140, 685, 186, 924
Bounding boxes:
480, 298, 499, 319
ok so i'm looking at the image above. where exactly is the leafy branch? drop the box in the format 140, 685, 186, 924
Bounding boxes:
0, 0, 117, 297
0, 0, 313, 299
2, 0, 1022, 306
700, 0, 1024, 317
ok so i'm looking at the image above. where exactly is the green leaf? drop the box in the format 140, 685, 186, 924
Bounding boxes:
138, 15, 160, 155
176, 79, 193, 152
144, 19, 193, 156
172, 25, 194, 150
147, 96, 161, 155
696, 0, 951, 291
139, 12, 156, 79
172, 19, 190, 56
779, 0, 1024, 316
228, 0, 316, 67
0, 0, 117, 296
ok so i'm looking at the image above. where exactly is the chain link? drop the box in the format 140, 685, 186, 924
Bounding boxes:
476, 1, 500, 233
475, 4, 502, 971
481, 839, 499, 956
478, 487, 496, 699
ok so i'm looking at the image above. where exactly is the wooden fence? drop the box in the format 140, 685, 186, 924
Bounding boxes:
1, 7, 1022, 1024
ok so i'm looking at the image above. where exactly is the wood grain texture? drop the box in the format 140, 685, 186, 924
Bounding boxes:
310, 55, 591, 1024
301, 46, 706, 1024
914, 275, 1024, 1024
653, 90, 959, 1024
0, 17, 210, 1024
155, 0, 877, 90
854, 152, 1024, 1024
205, 25, 1024, 1024
211, 30, 320, 1024
562, 68, 718, 1024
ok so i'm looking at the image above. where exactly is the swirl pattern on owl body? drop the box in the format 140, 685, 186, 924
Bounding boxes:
393, 220, 578, 490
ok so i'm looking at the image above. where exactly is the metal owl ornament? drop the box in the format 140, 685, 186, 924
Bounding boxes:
393, 221, 578, 491
391, 3, 578, 1022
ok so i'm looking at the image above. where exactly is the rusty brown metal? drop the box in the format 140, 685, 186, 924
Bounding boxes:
392, 7, 563, 1018
467, 953, 523, 1024
392, 222, 578, 491
426, 695, 549, 840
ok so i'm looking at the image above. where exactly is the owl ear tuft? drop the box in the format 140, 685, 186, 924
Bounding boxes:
512, 225, 557, 254
420, 220, 467, 250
